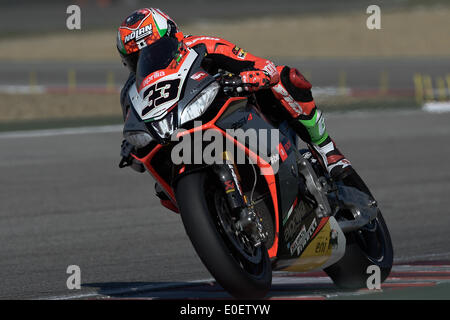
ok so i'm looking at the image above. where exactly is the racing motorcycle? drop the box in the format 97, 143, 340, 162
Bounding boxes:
120, 37, 394, 299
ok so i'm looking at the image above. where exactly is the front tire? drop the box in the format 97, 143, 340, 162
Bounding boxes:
175, 171, 272, 299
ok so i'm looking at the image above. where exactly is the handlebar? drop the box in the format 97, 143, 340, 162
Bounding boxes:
214, 72, 257, 97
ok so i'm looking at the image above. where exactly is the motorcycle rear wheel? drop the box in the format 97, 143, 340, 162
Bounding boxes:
175, 171, 272, 299
325, 209, 393, 289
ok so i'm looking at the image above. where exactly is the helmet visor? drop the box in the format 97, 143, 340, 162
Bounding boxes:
136, 37, 180, 86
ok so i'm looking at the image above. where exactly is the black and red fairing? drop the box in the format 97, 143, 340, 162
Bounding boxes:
123, 43, 301, 259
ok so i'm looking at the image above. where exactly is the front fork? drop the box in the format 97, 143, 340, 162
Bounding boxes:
212, 153, 267, 247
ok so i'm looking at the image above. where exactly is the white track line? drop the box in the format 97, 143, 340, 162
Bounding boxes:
0, 85, 46, 94
39, 278, 215, 300
423, 102, 450, 113
0, 125, 122, 139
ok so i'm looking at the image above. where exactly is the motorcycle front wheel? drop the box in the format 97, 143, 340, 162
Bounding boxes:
175, 170, 272, 299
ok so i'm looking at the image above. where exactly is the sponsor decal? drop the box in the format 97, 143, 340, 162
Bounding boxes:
315, 240, 329, 255
141, 70, 166, 88
318, 115, 326, 136
231, 46, 247, 59
278, 143, 288, 162
224, 180, 236, 193
237, 49, 247, 60
124, 25, 153, 43
284, 205, 302, 241
272, 83, 303, 115
329, 229, 339, 249
230, 116, 248, 130
263, 61, 278, 78
184, 36, 220, 46
227, 163, 243, 195
290, 218, 318, 256
190, 71, 208, 81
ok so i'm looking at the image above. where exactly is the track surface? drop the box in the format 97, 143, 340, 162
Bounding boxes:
1, 109, 450, 299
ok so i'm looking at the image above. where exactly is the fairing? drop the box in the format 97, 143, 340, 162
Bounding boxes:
125, 44, 346, 271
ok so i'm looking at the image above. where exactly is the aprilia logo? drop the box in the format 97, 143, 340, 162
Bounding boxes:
141, 70, 166, 88
190, 71, 208, 81
125, 25, 153, 43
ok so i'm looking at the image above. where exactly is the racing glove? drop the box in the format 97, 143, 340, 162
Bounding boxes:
239, 70, 272, 92
119, 139, 145, 172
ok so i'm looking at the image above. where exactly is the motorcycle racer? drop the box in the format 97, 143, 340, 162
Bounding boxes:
117, 8, 371, 203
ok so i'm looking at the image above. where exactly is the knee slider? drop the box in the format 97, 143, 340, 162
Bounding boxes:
279, 66, 313, 102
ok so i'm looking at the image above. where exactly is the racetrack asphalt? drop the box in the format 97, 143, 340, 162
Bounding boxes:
0, 108, 450, 299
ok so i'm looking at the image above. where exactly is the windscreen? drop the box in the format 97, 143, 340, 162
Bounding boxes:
136, 36, 180, 86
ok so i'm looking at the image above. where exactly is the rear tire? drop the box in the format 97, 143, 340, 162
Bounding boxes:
325, 210, 393, 289
175, 171, 272, 299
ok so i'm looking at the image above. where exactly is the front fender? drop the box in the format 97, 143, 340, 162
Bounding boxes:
171, 163, 213, 190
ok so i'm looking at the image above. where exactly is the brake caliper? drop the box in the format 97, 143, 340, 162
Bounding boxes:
236, 205, 267, 248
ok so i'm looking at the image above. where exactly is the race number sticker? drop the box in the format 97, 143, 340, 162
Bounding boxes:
141, 78, 181, 117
